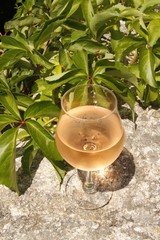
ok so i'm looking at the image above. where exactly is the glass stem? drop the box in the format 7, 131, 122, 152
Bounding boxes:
83, 171, 96, 194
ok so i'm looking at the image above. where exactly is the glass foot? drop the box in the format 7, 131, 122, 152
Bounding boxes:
61, 148, 135, 210
61, 170, 113, 210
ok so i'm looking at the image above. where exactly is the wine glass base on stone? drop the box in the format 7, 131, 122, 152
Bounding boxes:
61, 148, 135, 210
61, 169, 113, 210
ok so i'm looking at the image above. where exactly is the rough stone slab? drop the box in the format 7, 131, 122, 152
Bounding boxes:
0, 105, 160, 240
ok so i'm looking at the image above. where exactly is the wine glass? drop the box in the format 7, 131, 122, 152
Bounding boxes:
55, 84, 125, 209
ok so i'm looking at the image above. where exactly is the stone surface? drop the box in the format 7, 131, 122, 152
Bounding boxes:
0, 105, 160, 240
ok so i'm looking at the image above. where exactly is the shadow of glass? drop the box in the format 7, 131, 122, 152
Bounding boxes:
78, 148, 135, 192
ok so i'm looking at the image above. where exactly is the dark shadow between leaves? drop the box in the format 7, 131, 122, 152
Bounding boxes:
78, 148, 135, 192
16, 151, 44, 195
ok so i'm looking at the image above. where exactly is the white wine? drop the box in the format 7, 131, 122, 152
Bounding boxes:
56, 105, 124, 171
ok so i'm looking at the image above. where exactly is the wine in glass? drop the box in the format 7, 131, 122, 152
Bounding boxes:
55, 84, 125, 209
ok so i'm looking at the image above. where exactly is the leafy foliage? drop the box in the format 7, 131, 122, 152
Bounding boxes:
0, 0, 160, 193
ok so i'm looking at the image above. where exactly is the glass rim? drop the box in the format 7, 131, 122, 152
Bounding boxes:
61, 84, 118, 121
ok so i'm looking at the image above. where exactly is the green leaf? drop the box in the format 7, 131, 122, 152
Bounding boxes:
29, 50, 54, 69
0, 36, 29, 51
94, 59, 115, 76
95, 74, 135, 110
70, 39, 112, 55
0, 124, 8, 132
0, 114, 18, 126
4, 16, 42, 30
59, 48, 72, 69
34, 16, 66, 49
65, 19, 86, 31
0, 49, 25, 71
115, 62, 139, 88
92, 85, 111, 109
139, 47, 158, 88
81, 0, 94, 28
148, 19, 160, 47
17, 129, 29, 141
45, 70, 87, 91
67, 84, 89, 109
11, 72, 34, 86
21, 141, 38, 175
95, 61, 139, 89
24, 101, 60, 119
45, 75, 87, 92
143, 86, 159, 106
95, 59, 115, 68
140, 0, 160, 12
120, 7, 143, 18
45, 70, 76, 82
111, 36, 145, 61
0, 75, 9, 89
15, 93, 34, 108
65, 0, 81, 18
21, 146, 33, 175
51, 0, 77, 17
24, 0, 36, 10
132, 19, 148, 40
26, 119, 65, 182
90, 4, 125, 37
133, 0, 144, 9
0, 127, 19, 193
0, 90, 22, 120
72, 51, 89, 74
71, 30, 87, 42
